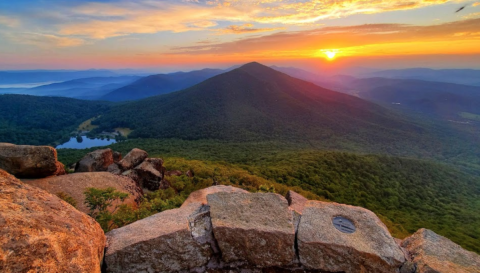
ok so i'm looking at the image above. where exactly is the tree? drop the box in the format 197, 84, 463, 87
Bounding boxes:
84, 187, 128, 231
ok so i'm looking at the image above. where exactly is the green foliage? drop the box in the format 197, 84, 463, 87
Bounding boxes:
56, 192, 77, 208
0, 94, 111, 145
61, 142, 480, 253
83, 187, 128, 231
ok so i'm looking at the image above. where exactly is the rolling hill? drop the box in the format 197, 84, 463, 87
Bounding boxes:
100, 68, 225, 101
92, 62, 454, 156
362, 68, 480, 86
0, 94, 111, 145
340, 78, 480, 121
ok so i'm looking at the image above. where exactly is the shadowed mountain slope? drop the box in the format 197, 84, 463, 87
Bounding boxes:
101, 68, 225, 101
92, 62, 449, 155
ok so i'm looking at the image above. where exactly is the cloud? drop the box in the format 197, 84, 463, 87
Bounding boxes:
55, 0, 470, 39
0, 15, 20, 28
218, 23, 283, 34
171, 18, 480, 57
473, 2, 480, 7
8, 33, 84, 48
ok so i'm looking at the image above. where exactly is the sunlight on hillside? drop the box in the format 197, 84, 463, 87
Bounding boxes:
77, 117, 99, 131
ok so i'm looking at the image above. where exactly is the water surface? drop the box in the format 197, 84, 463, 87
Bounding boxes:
56, 136, 116, 149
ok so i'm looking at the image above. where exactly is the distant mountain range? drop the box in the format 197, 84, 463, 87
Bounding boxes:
330, 77, 480, 121
92, 62, 456, 155
100, 68, 227, 101
360, 68, 480, 86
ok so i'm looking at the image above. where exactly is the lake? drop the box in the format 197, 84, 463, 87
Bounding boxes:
56, 136, 116, 149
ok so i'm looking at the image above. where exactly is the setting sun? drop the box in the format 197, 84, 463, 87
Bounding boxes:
318, 49, 339, 60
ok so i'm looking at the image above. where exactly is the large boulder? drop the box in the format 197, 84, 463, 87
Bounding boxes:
298, 201, 405, 273
117, 148, 148, 171
75, 148, 114, 172
401, 228, 480, 273
133, 158, 165, 191
0, 169, 105, 273
181, 185, 248, 208
0, 143, 65, 178
24, 172, 143, 215
207, 192, 296, 267
104, 203, 213, 273
112, 151, 122, 163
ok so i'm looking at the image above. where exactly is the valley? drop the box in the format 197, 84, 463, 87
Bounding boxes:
1, 61, 480, 254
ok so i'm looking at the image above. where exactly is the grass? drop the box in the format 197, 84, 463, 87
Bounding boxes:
115, 127, 132, 137
77, 117, 99, 131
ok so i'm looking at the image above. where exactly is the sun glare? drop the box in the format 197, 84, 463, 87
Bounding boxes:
322, 49, 338, 60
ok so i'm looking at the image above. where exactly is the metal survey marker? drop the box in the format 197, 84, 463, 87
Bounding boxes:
332, 216, 356, 234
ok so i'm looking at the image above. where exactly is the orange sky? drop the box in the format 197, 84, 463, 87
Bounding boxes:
0, 0, 479, 70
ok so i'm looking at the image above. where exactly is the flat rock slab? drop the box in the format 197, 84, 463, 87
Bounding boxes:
0, 143, 65, 178
402, 228, 480, 273
105, 203, 212, 273
0, 169, 105, 273
182, 185, 248, 208
207, 192, 295, 267
24, 172, 143, 215
298, 201, 405, 273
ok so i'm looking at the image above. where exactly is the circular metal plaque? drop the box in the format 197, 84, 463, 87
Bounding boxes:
332, 216, 356, 234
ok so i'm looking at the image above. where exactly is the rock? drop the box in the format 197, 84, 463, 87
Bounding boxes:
297, 201, 405, 273
166, 170, 183, 177
24, 172, 143, 215
133, 158, 164, 191
0, 169, 105, 273
401, 228, 480, 273
75, 148, 114, 172
286, 190, 308, 214
159, 179, 171, 190
112, 151, 122, 163
0, 143, 65, 178
185, 169, 194, 178
107, 163, 122, 175
181, 185, 249, 208
104, 203, 213, 273
117, 148, 148, 170
207, 192, 295, 267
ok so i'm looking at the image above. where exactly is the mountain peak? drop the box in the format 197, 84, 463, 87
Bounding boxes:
238, 62, 270, 71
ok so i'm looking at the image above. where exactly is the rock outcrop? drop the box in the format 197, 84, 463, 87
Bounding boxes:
401, 228, 480, 273
0, 169, 105, 273
207, 192, 296, 268
133, 158, 165, 191
286, 190, 308, 214
297, 201, 406, 273
105, 203, 213, 273
117, 148, 148, 170
75, 148, 114, 172
181, 185, 248, 207
24, 172, 143, 214
0, 143, 65, 178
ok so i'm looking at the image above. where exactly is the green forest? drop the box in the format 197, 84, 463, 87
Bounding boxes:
58, 139, 480, 253
0, 95, 111, 145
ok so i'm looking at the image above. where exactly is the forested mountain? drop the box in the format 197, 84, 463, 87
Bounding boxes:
339, 78, 480, 121
0, 94, 111, 145
100, 68, 225, 101
92, 62, 479, 160
0, 70, 121, 84
362, 68, 480, 86
3, 76, 141, 100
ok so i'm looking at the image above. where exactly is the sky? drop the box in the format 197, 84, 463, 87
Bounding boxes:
0, 0, 480, 72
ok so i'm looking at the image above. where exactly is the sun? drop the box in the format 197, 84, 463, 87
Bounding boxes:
325, 50, 337, 59
318, 49, 339, 60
